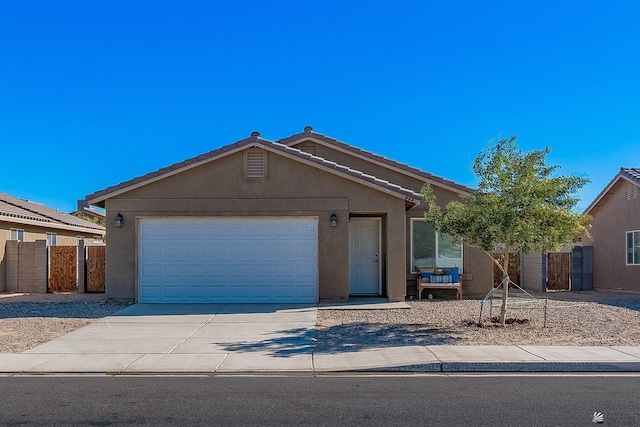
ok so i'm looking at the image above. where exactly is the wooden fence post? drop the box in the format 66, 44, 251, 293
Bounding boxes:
77, 240, 86, 294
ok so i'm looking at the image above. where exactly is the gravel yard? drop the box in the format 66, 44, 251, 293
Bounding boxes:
2, 291, 640, 354
315, 291, 640, 352
0, 293, 128, 353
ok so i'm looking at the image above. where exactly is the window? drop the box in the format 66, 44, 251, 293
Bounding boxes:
94, 236, 103, 243
10, 228, 24, 242
46, 232, 57, 246
627, 231, 640, 265
411, 218, 462, 272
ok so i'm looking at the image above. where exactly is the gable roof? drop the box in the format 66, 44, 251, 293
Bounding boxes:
278, 127, 475, 195
584, 167, 640, 214
0, 192, 105, 235
85, 132, 423, 207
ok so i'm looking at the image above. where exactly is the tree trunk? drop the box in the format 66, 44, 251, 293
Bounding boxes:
499, 253, 510, 324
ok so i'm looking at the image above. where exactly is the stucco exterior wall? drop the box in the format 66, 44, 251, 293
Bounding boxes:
586, 180, 640, 291
104, 148, 408, 302
292, 139, 493, 298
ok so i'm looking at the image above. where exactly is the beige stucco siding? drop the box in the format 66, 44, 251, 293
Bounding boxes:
104, 148, 408, 301
587, 180, 640, 291
293, 140, 494, 297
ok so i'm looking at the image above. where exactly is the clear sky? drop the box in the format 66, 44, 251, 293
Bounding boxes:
2, 1, 639, 213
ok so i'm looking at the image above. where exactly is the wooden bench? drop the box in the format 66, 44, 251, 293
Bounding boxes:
416, 267, 462, 300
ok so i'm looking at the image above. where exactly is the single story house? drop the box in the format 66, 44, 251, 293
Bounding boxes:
85, 127, 493, 303
1, 191, 106, 292
584, 167, 640, 291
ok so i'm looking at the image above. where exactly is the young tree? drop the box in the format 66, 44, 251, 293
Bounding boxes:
422, 136, 590, 324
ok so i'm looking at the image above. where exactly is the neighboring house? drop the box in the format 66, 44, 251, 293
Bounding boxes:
85, 127, 493, 303
72, 200, 106, 226
0, 192, 106, 292
584, 167, 640, 291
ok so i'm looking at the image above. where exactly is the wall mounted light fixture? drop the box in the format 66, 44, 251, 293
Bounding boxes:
330, 213, 338, 227
115, 213, 123, 227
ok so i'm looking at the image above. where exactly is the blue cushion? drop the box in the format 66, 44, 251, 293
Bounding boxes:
443, 268, 459, 282
420, 272, 433, 279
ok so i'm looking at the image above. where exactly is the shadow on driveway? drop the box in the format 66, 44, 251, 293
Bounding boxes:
314, 322, 463, 354
215, 327, 316, 357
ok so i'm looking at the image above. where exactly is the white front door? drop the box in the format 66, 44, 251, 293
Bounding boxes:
349, 218, 381, 295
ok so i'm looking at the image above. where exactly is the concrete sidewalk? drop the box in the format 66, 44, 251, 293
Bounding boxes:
1, 303, 640, 374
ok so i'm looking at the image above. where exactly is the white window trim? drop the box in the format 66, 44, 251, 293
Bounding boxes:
627, 230, 640, 266
46, 232, 57, 246
10, 228, 24, 242
410, 218, 463, 273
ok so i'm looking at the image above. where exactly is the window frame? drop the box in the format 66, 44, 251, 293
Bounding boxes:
410, 218, 463, 273
46, 232, 57, 246
10, 228, 24, 242
627, 230, 640, 266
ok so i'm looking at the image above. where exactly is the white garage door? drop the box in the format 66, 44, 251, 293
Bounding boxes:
138, 217, 318, 303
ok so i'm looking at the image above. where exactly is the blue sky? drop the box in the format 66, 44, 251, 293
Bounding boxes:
2, 1, 639, 213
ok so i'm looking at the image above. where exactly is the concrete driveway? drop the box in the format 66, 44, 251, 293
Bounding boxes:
19, 303, 317, 373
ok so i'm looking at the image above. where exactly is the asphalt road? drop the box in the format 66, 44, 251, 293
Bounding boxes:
0, 374, 638, 426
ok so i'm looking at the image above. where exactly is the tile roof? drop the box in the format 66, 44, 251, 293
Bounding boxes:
278, 128, 475, 195
86, 133, 423, 205
263, 139, 422, 204
0, 192, 105, 234
621, 167, 640, 184
584, 167, 640, 213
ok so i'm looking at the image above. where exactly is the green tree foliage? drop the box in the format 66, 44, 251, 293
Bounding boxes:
422, 136, 591, 324
75, 212, 106, 227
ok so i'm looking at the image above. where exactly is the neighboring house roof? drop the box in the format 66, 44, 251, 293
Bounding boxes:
73, 207, 106, 220
585, 167, 640, 214
278, 127, 475, 196
0, 192, 105, 235
72, 200, 106, 221
86, 132, 424, 206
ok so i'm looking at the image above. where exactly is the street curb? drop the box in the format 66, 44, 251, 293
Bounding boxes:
439, 361, 640, 372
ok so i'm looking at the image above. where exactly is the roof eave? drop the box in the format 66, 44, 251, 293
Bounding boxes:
86, 141, 255, 205
256, 142, 423, 204
0, 215, 105, 235
584, 173, 640, 214
281, 134, 475, 196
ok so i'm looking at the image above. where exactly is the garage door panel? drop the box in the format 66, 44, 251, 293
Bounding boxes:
138, 217, 318, 303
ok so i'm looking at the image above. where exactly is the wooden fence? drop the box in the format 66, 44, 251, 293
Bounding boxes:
86, 245, 106, 293
547, 252, 571, 291
492, 252, 520, 286
47, 244, 106, 293
49, 246, 78, 292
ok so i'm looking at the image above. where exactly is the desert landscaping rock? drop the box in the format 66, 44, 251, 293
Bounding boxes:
0, 293, 128, 353
2, 291, 640, 354
316, 292, 640, 351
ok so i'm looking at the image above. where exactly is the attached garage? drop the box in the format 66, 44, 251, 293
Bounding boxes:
86, 132, 432, 303
138, 217, 318, 303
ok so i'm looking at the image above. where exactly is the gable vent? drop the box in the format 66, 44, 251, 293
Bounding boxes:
626, 183, 638, 201
298, 142, 317, 156
244, 150, 267, 179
